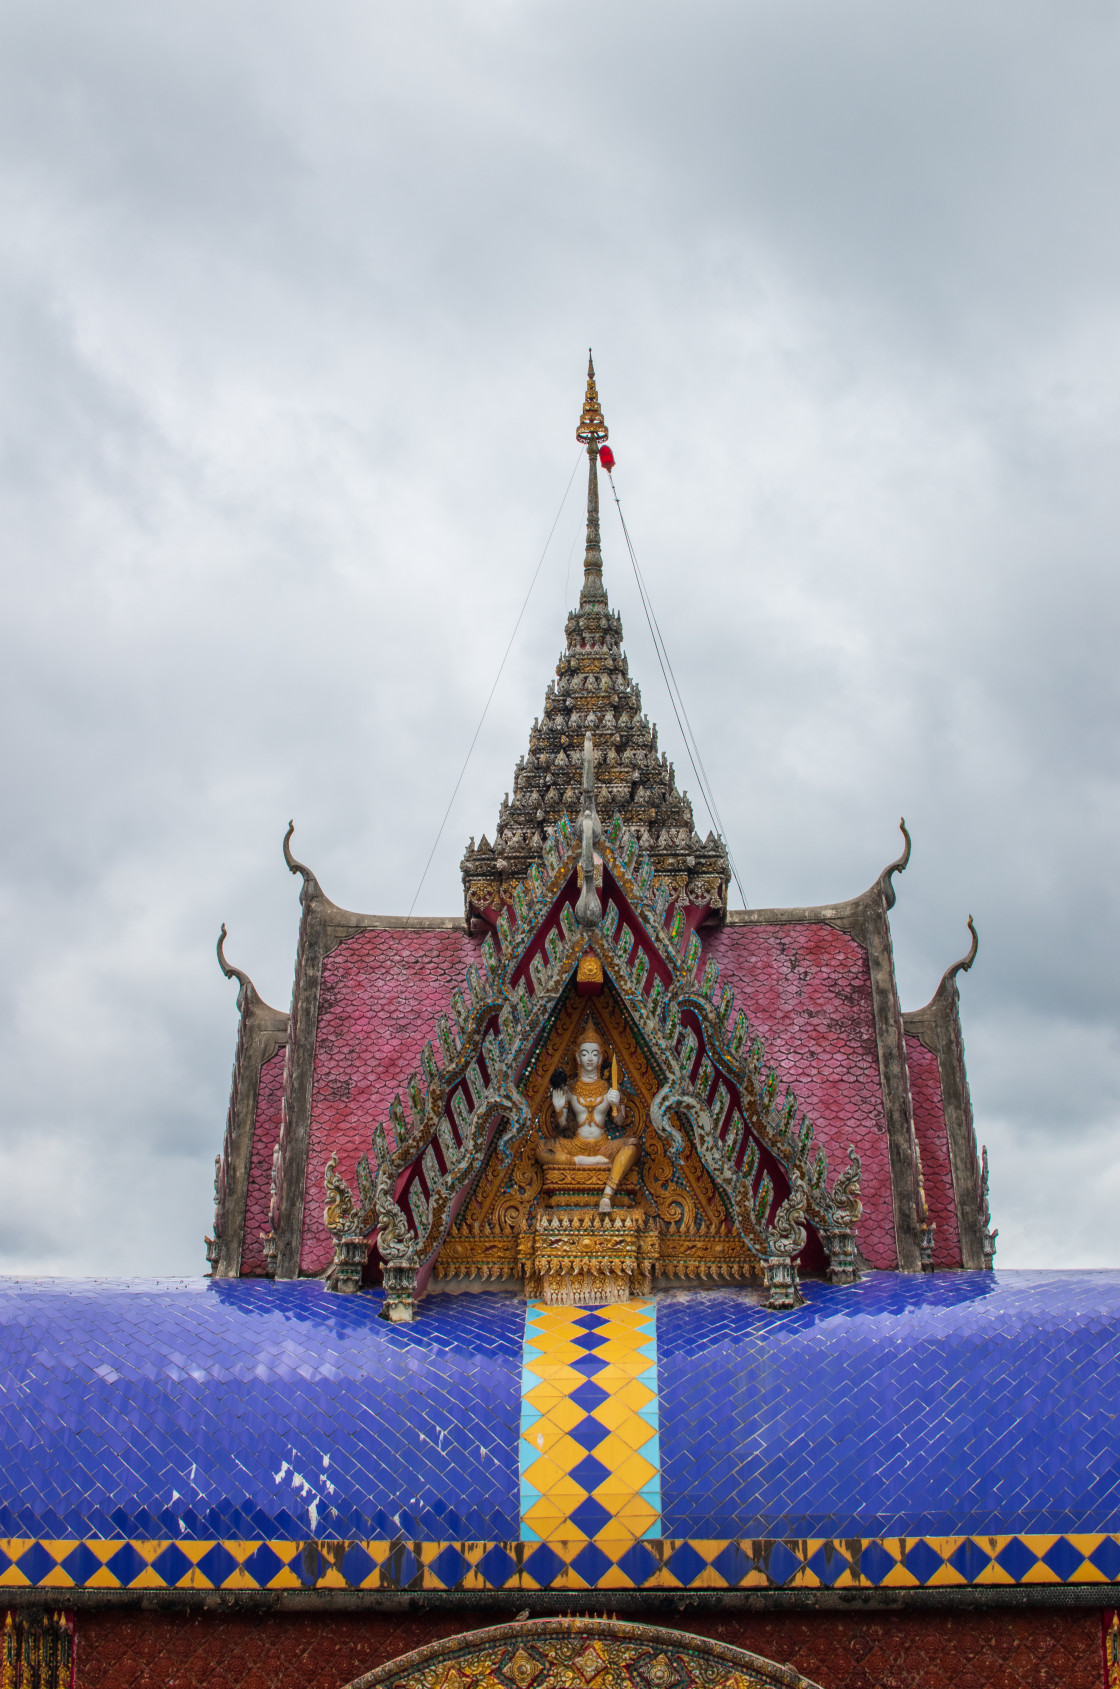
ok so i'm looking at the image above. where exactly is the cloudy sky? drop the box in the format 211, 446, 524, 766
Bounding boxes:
1, 0, 1117, 1275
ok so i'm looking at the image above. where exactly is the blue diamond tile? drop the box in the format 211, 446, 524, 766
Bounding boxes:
569, 1380, 611, 1413
1041, 1536, 1086, 1580
903, 1540, 946, 1584
568, 1416, 611, 1453
17, 1543, 58, 1585
196, 1543, 239, 1586
666, 1541, 707, 1586
570, 1542, 613, 1585
569, 1455, 612, 1493
571, 1313, 609, 1332
476, 1544, 517, 1586
571, 1333, 610, 1352
105, 1542, 148, 1585
523, 1542, 566, 1587
859, 1542, 898, 1585
568, 1495, 614, 1537
615, 1540, 660, 1584
995, 1537, 1039, 1582
1088, 1537, 1120, 1580
805, 1542, 850, 1587
428, 1545, 467, 1589
710, 1541, 755, 1585
60, 1543, 103, 1586
339, 1543, 375, 1587
763, 1540, 801, 1586
380, 1543, 420, 1587
947, 1538, 991, 1581
570, 1353, 609, 1378
150, 1543, 193, 1586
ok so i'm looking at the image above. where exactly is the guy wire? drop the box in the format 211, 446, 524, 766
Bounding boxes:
408, 450, 585, 918
606, 470, 749, 910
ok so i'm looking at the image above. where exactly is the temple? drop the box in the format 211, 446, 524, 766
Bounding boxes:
3, 361, 1118, 1689
208, 357, 992, 1316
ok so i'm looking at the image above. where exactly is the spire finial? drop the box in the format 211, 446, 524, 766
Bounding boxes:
576, 351, 609, 447
576, 351, 608, 607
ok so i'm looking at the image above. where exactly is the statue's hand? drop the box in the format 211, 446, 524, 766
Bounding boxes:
605, 1088, 620, 1108
551, 1087, 568, 1114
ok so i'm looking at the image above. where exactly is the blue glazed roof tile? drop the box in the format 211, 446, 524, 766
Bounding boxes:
3, 1271, 1120, 1554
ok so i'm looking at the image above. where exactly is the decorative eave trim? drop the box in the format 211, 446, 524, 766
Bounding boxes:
724, 819, 913, 938
903, 918, 989, 1270
210, 926, 289, 1279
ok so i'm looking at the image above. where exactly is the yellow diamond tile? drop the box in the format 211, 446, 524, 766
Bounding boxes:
596, 1449, 658, 1492
523, 1498, 579, 1540
530, 1474, 592, 1510
521, 1418, 575, 1458
590, 1389, 653, 1431
601, 1413, 658, 1454
525, 1360, 589, 1387
523, 1379, 570, 1413
538, 1395, 589, 1434
595, 1497, 659, 1540
522, 1452, 570, 1494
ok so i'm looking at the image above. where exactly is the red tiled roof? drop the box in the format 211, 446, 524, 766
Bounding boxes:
241, 1047, 285, 1277
702, 922, 898, 1269
299, 927, 483, 1274
906, 1033, 963, 1268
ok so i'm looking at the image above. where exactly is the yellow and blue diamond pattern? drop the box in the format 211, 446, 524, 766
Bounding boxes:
520, 1301, 660, 1559
5, 1532, 1120, 1594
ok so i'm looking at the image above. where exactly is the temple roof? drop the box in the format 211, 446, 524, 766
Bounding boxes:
461, 357, 728, 924
3, 1272, 1120, 1602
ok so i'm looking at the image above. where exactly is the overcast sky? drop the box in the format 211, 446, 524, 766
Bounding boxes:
1, 0, 1118, 1276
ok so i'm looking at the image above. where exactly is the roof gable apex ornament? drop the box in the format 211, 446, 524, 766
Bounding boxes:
283, 819, 330, 912
877, 817, 912, 911
944, 914, 979, 986
216, 922, 254, 1008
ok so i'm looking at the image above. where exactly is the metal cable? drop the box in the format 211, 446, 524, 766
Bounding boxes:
407, 450, 586, 917
606, 471, 750, 909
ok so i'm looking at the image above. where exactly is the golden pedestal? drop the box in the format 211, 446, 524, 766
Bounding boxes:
520, 1166, 659, 1306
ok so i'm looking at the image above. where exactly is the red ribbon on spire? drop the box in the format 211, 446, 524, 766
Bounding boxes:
599, 445, 616, 472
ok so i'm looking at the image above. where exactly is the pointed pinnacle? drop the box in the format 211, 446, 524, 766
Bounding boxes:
576, 351, 609, 446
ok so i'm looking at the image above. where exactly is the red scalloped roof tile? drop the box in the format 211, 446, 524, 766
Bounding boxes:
906, 1033, 963, 1267
241, 1047, 285, 1277
299, 927, 482, 1274
703, 922, 898, 1268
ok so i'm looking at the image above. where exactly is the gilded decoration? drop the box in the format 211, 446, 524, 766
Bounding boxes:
341, 1618, 821, 1689
326, 787, 865, 1321
435, 995, 759, 1301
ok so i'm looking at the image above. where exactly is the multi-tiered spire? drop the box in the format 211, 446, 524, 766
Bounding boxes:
460, 357, 729, 926
575, 352, 608, 607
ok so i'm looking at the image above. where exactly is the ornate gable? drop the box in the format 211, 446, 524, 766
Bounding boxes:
324, 799, 863, 1321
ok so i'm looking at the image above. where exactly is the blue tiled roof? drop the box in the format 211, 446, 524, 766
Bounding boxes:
658, 1270, 1120, 1539
2, 1270, 1119, 1596
0, 1276, 523, 1542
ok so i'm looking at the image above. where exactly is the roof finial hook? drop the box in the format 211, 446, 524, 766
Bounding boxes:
944, 915, 979, 985
576, 351, 609, 609
878, 817, 912, 910
575, 731, 603, 929
216, 922, 253, 1004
